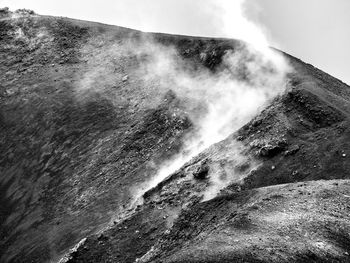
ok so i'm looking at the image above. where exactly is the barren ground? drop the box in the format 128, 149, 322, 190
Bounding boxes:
0, 11, 349, 263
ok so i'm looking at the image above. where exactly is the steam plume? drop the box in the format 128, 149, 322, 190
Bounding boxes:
74, 0, 291, 203
135, 0, 291, 201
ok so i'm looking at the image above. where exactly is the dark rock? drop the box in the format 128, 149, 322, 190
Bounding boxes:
193, 162, 210, 179
259, 141, 287, 157
235, 162, 251, 173
237, 135, 244, 141
284, 145, 300, 156
0, 7, 9, 15
15, 9, 36, 15
97, 234, 108, 241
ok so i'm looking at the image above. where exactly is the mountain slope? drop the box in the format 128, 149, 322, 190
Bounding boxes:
0, 11, 349, 263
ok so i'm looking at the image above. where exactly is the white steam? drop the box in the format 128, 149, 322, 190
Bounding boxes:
213, 0, 269, 48
134, 0, 291, 201
73, 0, 291, 203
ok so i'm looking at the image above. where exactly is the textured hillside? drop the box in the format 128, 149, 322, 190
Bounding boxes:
0, 11, 349, 263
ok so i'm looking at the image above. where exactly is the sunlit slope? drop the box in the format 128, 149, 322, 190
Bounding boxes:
0, 12, 349, 263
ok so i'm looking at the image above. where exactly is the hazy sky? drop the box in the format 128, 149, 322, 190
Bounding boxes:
1, 0, 349, 84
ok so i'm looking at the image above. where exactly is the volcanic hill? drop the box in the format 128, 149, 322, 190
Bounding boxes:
1, 9, 350, 263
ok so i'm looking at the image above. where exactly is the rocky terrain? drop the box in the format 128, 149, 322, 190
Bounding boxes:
0, 9, 349, 263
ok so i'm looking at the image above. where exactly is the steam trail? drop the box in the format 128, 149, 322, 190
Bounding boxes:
74, 0, 291, 204
134, 0, 291, 201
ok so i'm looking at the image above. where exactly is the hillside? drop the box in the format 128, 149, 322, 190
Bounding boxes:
0, 10, 350, 263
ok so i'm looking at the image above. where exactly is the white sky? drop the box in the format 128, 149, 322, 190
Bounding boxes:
1, 0, 349, 84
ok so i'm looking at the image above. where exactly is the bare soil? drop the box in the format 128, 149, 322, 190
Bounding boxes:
0, 13, 350, 263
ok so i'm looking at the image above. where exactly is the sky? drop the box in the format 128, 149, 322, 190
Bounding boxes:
1, 0, 349, 84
